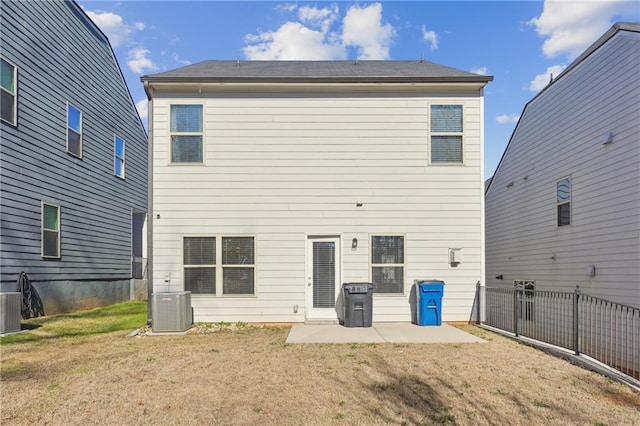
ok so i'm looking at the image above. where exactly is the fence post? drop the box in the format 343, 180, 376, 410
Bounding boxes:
573, 286, 580, 355
476, 281, 481, 324
514, 285, 519, 337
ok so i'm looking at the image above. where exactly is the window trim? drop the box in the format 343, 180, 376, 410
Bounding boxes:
369, 234, 406, 296
66, 102, 83, 158
1, 56, 17, 126
114, 134, 125, 179
556, 176, 571, 227
42, 202, 61, 259
428, 103, 465, 165
182, 234, 256, 297
169, 103, 204, 165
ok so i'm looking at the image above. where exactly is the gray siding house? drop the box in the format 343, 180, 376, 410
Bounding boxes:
142, 60, 492, 324
485, 23, 640, 308
0, 0, 147, 314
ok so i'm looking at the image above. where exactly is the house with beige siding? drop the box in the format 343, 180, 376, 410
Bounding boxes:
142, 60, 492, 323
485, 23, 640, 308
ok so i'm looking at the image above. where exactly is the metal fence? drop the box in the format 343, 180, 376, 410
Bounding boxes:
478, 284, 639, 381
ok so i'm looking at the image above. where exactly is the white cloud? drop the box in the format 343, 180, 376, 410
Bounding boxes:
244, 22, 344, 60
421, 25, 438, 50
496, 113, 520, 124
135, 98, 148, 121
298, 4, 339, 34
470, 66, 488, 75
84, 9, 146, 48
529, 64, 567, 91
342, 3, 396, 59
127, 48, 158, 74
85, 10, 129, 47
529, 0, 638, 60
244, 2, 395, 60
171, 53, 191, 67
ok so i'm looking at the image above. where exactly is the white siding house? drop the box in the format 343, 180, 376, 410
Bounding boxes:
142, 61, 492, 323
485, 23, 640, 308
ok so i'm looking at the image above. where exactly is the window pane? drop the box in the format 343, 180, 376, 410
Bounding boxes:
184, 237, 215, 265
431, 105, 462, 132
557, 178, 570, 203
223, 268, 254, 295
184, 267, 215, 294
170, 105, 202, 132
371, 236, 404, 264
557, 203, 570, 226
115, 136, 125, 157
431, 136, 462, 163
43, 230, 59, 257
1, 59, 14, 92
1, 91, 14, 123
222, 237, 254, 265
171, 135, 202, 163
67, 104, 81, 132
43, 204, 59, 231
114, 158, 124, 177
372, 266, 404, 293
67, 129, 81, 156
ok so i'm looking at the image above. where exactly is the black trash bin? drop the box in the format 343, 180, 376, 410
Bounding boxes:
342, 282, 373, 327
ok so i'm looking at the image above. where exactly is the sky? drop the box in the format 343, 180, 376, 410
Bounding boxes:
81, 0, 639, 179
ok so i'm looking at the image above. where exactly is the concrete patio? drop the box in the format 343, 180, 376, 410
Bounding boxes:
286, 322, 485, 344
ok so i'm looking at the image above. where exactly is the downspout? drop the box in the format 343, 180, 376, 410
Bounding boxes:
479, 86, 486, 324
144, 80, 154, 325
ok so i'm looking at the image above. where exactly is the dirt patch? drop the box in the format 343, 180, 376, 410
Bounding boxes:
2, 324, 638, 425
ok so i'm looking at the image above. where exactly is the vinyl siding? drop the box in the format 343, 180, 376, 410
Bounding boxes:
152, 90, 484, 322
486, 30, 640, 307
0, 1, 147, 285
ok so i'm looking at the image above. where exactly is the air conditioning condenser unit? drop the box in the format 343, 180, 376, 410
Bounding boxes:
152, 291, 193, 332
1, 292, 22, 334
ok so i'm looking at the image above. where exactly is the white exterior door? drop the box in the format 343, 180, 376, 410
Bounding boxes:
306, 236, 341, 321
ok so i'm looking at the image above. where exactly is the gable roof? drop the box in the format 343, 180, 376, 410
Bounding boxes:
485, 22, 639, 196
141, 60, 493, 84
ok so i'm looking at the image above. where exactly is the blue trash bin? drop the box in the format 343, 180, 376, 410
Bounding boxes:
416, 280, 445, 326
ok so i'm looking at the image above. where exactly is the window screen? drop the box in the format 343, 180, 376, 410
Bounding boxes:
430, 105, 463, 163
371, 236, 404, 294
170, 105, 203, 163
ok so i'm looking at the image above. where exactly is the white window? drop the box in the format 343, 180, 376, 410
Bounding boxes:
557, 177, 571, 226
430, 104, 463, 163
183, 236, 255, 295
67, 102, 82, 157
42, 203, 60, 258
170, 104, 203, 163
1, 57, 17, 125
114, 135, 125, 179
371, 235, 405, 294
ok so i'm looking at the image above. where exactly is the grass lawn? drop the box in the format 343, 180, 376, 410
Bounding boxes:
1, 302, 638, 425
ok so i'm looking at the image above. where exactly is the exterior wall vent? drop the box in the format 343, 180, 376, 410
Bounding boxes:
0, 292, 22, 334
152, 291, 193, 332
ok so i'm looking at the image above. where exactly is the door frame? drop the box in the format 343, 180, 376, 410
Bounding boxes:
305, 235, 341, 321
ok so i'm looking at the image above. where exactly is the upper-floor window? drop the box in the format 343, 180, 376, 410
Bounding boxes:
430, 104, 463, 163
371, 235, 405, 294
67, 103, 83, 158
557, 177, 571, 226
42, 202, 60, 258
170, 104, 203, 163
1, 57, 17, 125
114, 135, 125, 179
